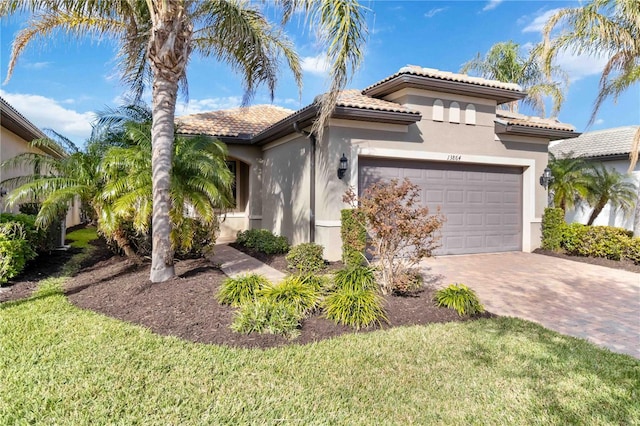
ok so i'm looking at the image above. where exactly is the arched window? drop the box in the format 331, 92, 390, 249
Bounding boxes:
465, 104, 476, 125
432, 99, 444, 122
449, 102, 460, 123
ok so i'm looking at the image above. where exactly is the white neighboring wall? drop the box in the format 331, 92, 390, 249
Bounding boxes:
564, 159, 640, 230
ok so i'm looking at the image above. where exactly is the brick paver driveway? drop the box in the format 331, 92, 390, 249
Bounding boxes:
421, 252, 640, 359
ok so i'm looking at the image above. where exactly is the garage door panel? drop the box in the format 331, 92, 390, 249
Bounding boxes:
359, 158, 522, 255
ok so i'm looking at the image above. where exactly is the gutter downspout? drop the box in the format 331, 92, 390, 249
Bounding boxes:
293, 122, 316, 243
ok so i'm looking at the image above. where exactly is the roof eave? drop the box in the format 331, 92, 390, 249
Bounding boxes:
333, 106, 421, 125
363, 74, 526, 104
0, 99, 58, 156
496, 122, 581, 141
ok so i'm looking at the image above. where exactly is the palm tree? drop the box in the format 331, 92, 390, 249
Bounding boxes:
584, 164, 636, 226
539, 0, 640, 234
97, 104, 234, 258
460, 41, 567, 116
2, 0, 367, 282
0, 131, 102, 229
547, 153, 592, 212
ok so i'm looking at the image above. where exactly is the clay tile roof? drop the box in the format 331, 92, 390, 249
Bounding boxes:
495, 110, 576, 132
334, 89, 420, 114
176, 104, 295, 137
550, 126, 640, 158
364, 65, 523, 93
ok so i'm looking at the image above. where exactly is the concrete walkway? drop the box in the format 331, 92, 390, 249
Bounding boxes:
421, 252, 640, 359
209, 244, 285, 283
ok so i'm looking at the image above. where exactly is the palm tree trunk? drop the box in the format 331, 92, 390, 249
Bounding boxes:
633, 187, 640, 237
149, 75, 178, 282
587, 200, 606, 226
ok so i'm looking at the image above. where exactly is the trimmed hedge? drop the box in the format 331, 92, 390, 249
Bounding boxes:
0, 222, 37, 284
0, 213, 49, 252
235, 229, 289, 255
286, 243, 326, 275
541, 208, 565, 251
340, 209, 366, 266
562, 224, 634, 261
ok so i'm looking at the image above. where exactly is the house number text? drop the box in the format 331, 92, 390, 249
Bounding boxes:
447, 154, 462, 161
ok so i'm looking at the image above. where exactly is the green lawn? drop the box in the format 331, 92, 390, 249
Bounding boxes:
1, 238, 638, 425
66, 227, 98, 249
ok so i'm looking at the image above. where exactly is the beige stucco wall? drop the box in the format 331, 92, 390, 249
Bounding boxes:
260, 134, 311, 247
0, 126, 82, 227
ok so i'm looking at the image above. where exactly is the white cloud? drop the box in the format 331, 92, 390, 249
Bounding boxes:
0, 90, 94, 143
522, 8, 562, 33
482, 0, 503, 12
175, 96, 242, 115
425, 7, 447, 18
24, 61, 51, 70
553, 49, 609, 82
594, 118, 605, 125
301, 55, 329, 76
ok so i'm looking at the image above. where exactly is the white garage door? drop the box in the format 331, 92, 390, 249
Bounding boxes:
359, 158, 523, 255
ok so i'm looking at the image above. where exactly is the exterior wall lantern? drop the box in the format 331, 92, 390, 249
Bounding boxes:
337, 153, 348, 180
539, 166, 554, 207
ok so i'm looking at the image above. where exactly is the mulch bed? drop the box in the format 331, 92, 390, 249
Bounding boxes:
228, 242, 344, 274
2, 238, 492, 349
533, 248, 640, 273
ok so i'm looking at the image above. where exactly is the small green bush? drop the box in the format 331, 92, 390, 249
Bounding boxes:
333, 265, 377, 292
286, 243, 326, 275
216, 274, 270, 307
231, 298, 302, 339
0, 233, 37, 284
341, 209, 367, 266
435, 284, 485, 316
623, 237, 640, 264
541, 207, 566, 251
259, 275, 321, 316
323, 288, 387, 330
235, 229, 289, 255
563, 225, 631, 260
0, 213, 49, 252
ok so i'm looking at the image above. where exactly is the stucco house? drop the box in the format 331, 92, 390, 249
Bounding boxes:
178, 66, 579, 260
550, 126, 640, 230
0, 96, 81, 230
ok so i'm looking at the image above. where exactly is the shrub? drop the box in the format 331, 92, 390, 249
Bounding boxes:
341, 209, 367, 266
343, 179, 445, 294
259, 275, 321, 316
173, 218, 219, 258
435, 284, 485, 316
0, 225, 37, 284
0, 213, 49, 252
541, 207, 566, 250
623, 237, 640, 264
333, 265, 377, 292
235, 229, 289, 255
286, 243, 326, 275
231, 298, 302, 339
216, 274, 270, 307
562, 224, 631, 260
323, 288, 387, 330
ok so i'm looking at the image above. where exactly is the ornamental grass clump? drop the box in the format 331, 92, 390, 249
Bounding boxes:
323, 288, 387, 330
231, 298, 302, 339
259, 275, 321, 317
333, 265, 377, 292
435, 284, 485, 316
216, 274, 270, 307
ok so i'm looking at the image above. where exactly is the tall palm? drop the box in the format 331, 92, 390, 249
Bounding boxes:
461, 41, 567, 116
97, 104, 234, 257
584, 164, 636, 225
2, 0, 367, 282
539, 0, 640, 234
547, 153, 592, 212
0, 131, 102, 229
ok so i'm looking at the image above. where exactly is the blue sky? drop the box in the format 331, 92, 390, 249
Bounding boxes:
1, 0, 638, 145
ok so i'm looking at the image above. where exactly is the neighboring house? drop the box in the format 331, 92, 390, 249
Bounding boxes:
178, 65, 579, 260
550, 126, 640, 230
0, 96, 82, 230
